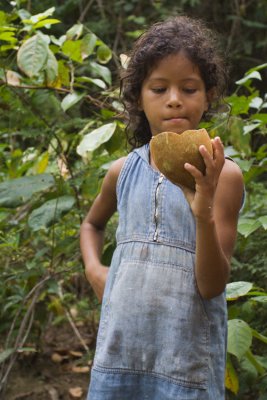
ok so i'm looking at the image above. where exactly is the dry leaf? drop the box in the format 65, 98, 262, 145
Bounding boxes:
51, 352, 65, 363
69, 350, 83, 357
72, 365, 90, 373
6, 70, 20, 86
69, 387, 83, 398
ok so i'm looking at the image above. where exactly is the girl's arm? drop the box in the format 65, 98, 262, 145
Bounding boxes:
80, 157, 126, 302
183, 137, 244, 299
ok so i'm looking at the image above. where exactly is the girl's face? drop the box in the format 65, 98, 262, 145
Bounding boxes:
139, 52, 210, 136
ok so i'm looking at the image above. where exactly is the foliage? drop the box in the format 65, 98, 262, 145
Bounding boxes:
0, 2, 266, 399
225, 282, 267, 399
0, 4, 125, 393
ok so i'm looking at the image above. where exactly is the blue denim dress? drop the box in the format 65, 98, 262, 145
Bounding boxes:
87, 144, 227, 399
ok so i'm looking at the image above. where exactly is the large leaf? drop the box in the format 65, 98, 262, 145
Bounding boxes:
0, 174, 55, 208
226, 281, 253, 300
28, 195, 75, 231
17, 33, 49, 78
77, 122, 117, 156
238, 217, 262, 237
227, 319, 252, 360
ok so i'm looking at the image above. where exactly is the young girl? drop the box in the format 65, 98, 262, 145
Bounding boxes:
80, 16, 244, 400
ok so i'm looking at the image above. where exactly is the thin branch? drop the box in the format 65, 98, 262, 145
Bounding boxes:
58, 280, 90, 353
79, 0, 95, 23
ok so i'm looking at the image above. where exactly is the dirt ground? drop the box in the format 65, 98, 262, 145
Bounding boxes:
2, 322, 96, 400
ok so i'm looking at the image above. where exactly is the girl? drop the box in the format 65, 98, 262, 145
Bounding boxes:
80, 16, 244, 400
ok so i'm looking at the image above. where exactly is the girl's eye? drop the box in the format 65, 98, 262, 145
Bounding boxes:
183, 88, 197, 94
151, 88, 166, 94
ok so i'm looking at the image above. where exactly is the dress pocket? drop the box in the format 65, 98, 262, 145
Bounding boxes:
95, 259, 210, 389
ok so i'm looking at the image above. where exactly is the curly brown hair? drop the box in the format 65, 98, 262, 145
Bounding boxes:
120, 16, 228, 149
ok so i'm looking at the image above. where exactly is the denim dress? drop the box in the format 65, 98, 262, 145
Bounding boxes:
87, 144, 227, 400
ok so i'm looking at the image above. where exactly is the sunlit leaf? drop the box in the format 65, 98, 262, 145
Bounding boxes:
77, 122, 117, 156
34, 18, 61, 29
238, 217, 261, 237
62, 40, 82, 63
61, 91, 85, 112
226, 281, 253, 300
236, 71, 262, 85
77, 76, 106, 89
89, 61, 111, 85
66, 23, 83, 40
227, 319, 252, 360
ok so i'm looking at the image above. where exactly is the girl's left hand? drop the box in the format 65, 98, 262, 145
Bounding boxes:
181, 136, 225, 221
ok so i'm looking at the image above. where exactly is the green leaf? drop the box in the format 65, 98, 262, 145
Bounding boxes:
77, 122, 117, 156
66, 23, 83, 40
0, 174, 55, 208
243, 122, 261, 135
238, 217, 262, 237
77, 76, 106, 89
28, 195, 75, 231
236, 71, 262, 85
250, 296, 267, 303
96, 44, 112, 64
81, 33, 97, 59
89, 61, 111, 85
251, 113, 267, 124
62, 40, 82, 63
226, 281, 253, 300
246, 63, 267, 74
17, 33, 49, 78
245, 349, 266, 375
227, 319, 252, 360
0, 348, 14, 364
0, 31, 17, 43
34, 18, 61, 29
26, 7, 56, 24
259, 216, 267, 229
61, 91, 85, 112
45, 49, 58, 85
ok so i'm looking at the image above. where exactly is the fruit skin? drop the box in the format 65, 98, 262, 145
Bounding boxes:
150, 128, 213, 190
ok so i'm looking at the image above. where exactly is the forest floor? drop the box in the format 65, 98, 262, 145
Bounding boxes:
2, 321, 96, 400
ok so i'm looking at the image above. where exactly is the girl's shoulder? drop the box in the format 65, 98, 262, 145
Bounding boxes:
217, 157, 244, 210
104, 156, 127, 188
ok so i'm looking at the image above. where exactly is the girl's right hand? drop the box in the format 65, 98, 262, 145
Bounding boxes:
85, 264, 109, 303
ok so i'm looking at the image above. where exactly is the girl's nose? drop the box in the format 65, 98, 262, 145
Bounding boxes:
167, 89, 182, 108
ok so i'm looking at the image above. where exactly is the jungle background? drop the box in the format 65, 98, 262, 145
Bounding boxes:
0, 0, 267, 399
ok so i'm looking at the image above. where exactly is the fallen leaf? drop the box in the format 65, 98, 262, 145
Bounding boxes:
69, 350, 83, 358
69, 387, 83, 398
72, 365, 90, 373
51, 352, 66, 363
